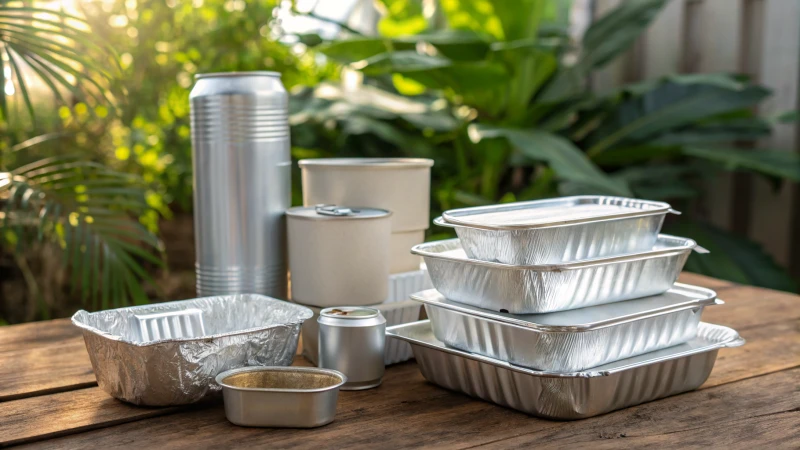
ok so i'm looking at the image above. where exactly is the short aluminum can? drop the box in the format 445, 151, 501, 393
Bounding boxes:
318, 306, 386, 390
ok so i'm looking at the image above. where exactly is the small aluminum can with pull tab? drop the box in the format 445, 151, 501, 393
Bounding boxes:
286, 205, 392, 307
318, 306, 386, 390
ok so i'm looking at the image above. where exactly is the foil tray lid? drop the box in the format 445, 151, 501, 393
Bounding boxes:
387, 320, 744, 378
412, 235, 700, 271
441, 196, 674, 230
411, 283, 720, 332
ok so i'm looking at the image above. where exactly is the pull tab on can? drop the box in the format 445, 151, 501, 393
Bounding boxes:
315, 205, 356, 216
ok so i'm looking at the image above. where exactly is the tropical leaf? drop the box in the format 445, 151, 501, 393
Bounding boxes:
683, 146, 800, 182
0, 4, 117, 123
586, 77, 770, 156
468, 124, 632, 196
664, 219, 797, 292
580, 0, 668, 69
0, 157, 163, 308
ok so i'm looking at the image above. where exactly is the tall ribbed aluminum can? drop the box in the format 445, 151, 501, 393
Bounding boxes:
190, 72, 290, 298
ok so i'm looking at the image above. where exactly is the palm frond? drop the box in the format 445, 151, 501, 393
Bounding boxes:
1, 156, 163, 308
0, 3, 117, 123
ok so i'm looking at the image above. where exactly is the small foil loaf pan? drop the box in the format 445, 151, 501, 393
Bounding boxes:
301, 298, 421, 366
72, 294, 313, 406
413, 283, 721, 372
387, 320, 743, 420
437, 196, 677, 265
414, 235, 700, 314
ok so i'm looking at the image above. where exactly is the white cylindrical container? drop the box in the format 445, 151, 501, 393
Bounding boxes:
390, 230, 425, 273
287, 205, 392, 307
299, 158, 433, 232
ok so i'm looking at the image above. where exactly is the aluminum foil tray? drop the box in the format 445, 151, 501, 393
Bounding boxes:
301, 299, 422, 366
437, 196, 677, 265
414, 235, 700, 314
414, 284, 720, 372
387, 320, 743, 420
72, 294, 313, 406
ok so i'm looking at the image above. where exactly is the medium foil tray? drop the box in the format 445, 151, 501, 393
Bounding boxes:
413, 283, 720, 372
437, 196, 676, 265
387, 320, 743, 420
414, 235, 699, 314
72, 294, 312, 406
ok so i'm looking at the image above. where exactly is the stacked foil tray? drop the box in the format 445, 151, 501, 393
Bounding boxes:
393, 196, 743, 419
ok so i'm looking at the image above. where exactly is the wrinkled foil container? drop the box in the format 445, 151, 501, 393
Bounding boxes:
414, 235, 699, 314
72, 295, 313, 406
414, 284, 720, 372
387, 320, 744, 420
437, 196, 678, 265
301, 299, 421, 366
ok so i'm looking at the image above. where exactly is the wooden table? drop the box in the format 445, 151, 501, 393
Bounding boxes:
1, 273, 798, 449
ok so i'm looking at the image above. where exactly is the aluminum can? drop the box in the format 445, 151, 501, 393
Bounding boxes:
318, 306, 386, 390
190, 72, 290, 298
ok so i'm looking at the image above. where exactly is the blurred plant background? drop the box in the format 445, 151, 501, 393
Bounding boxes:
1, 0, 798, 324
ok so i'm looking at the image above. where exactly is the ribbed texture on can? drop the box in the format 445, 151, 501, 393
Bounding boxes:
425, 304, 704, 372
191, 74, 290, 299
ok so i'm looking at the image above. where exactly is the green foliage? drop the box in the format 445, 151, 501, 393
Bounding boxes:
0, 2, 162, 312
291, 0, 800, 291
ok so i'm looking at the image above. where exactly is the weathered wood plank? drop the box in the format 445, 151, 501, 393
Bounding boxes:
0, 388, 183, 448
18, 366, 800, 450
0, 340, 95, 402
703, 284, 800, 330
471, 369, 800, 449
0, 318, 81, 353
643, 0, 685, 79
12, 314, 799, 450
748, 0, 800, 268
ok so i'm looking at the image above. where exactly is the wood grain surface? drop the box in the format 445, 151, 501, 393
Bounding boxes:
1, 273, 797, 449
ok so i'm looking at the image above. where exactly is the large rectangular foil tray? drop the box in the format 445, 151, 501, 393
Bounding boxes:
72, 294, 313, 406
437, 196, 677, 265
413, 284, 720, 372
387, 320, 743, 420
413, 235, 700, 314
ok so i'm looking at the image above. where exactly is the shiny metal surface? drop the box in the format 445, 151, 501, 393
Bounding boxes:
191, 72, 290, 298
436, 197, 677, 265
414, 235, 696, 314
387, 320, 744, 420
301, 299, 421, 366
415, 284, 720, 372
216, 366, 345, 428
318, 307, 386, 390
72, 295, 312, 406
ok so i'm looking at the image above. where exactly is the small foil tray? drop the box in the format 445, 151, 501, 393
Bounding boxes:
72, 294, 312, 406
387, 320, 744, 420
413, 283, 721, 372
437, 196, 677, 265
414, 235, 699, 314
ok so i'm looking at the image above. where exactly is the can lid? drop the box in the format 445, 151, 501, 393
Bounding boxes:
286, 205, 391, 221
298, 158, 434, 169
320, 306, 380, 319
195, 71, 281, 79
